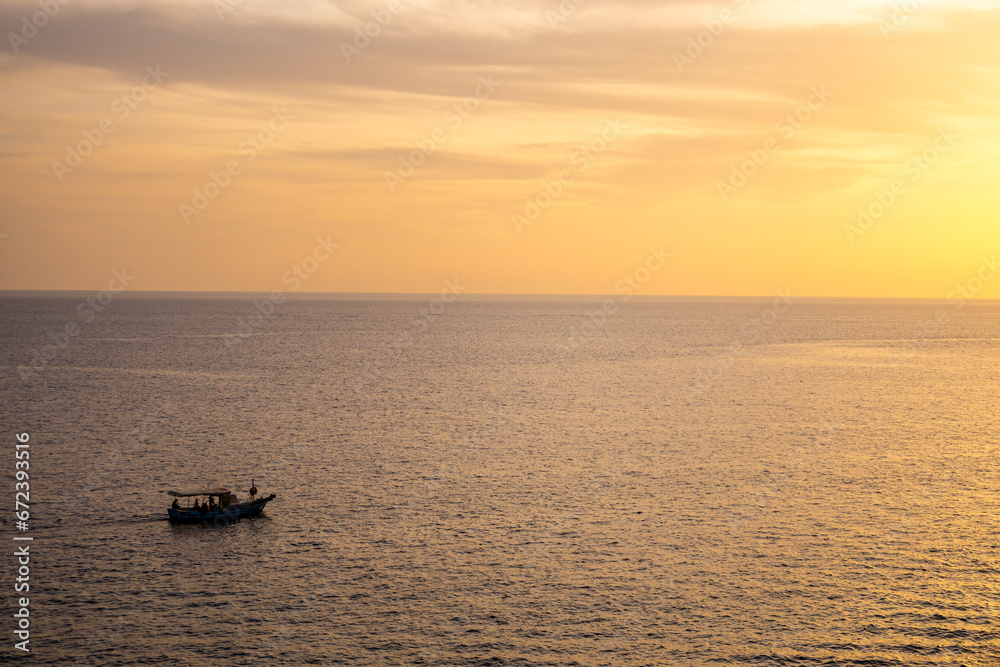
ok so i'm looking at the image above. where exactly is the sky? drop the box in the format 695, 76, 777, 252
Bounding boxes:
1, 0, 999, 297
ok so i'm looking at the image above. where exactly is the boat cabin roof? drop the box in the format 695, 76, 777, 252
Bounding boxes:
167, 487, 231, 498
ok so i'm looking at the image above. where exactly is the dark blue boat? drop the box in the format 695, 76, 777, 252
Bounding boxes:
166, 485, 275, 525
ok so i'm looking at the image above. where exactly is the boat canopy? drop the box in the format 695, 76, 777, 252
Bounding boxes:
166, 488, 230, 498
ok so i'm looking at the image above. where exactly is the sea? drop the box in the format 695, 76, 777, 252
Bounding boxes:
1, 294, 998, 666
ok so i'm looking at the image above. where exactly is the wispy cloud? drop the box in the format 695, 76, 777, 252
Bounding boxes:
1, 0, 999, 295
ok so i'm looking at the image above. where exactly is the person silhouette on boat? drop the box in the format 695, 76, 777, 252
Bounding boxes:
171, 499, 179, 510
199, 501, 208, 515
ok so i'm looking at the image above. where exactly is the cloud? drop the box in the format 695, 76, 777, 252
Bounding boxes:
3, 0, 1000, 294
3, 0, 999, 201
3, 1, 997, 129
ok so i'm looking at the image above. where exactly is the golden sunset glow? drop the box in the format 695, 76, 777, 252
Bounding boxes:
2, 0, 1000, 297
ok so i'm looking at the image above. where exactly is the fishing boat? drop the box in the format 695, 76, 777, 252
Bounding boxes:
166, 481, 275, 524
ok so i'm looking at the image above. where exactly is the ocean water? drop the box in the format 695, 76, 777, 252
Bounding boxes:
1, 295, 999, 666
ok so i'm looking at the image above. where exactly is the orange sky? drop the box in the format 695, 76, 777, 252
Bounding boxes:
1, 0, 999, 297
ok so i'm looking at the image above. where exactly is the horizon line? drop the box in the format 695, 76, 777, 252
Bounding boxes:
1, 289, 998, 303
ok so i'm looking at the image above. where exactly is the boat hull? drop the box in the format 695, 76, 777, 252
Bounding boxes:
168, 495, 275, 525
